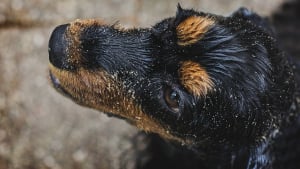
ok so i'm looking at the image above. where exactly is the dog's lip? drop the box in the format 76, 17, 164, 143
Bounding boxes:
49, 70, 61, 88
49, 71, 74, 99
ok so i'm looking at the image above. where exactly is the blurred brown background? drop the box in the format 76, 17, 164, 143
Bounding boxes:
0, 0, 284, 168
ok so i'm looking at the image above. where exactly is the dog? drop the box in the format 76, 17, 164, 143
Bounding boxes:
48, 2, 300, 169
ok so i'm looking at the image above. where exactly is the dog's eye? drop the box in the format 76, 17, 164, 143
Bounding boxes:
164, 87, 181, 113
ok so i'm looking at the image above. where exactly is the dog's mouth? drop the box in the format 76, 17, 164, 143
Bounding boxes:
49, 68, 133, 122
49, 70, 74, 100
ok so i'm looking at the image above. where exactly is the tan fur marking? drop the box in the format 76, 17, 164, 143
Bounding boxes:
49, 64, 189, 144
66, 19, 106, 66
179, 61, 214, 97
176, 16, 215, 46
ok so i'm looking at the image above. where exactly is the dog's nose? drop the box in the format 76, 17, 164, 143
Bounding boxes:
49, 24, 71, 70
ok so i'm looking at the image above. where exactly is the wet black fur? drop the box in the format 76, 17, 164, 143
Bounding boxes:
49, 1, 300, 169
134, 5, 299, 168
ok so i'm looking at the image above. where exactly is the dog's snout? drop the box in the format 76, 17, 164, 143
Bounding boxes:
49, 24, 71, 70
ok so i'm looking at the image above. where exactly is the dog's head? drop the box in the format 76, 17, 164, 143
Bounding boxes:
48, 5, 295, 150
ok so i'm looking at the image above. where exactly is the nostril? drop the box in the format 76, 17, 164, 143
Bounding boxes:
49, 24, 70, 70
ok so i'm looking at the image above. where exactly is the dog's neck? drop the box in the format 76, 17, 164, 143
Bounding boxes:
186, 95, 300, 169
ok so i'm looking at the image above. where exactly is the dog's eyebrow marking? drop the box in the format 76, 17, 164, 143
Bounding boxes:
176, 16, 215, 46
179, 61, 214, 97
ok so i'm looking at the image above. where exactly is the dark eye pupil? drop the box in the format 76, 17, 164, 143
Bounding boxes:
164, 87, 180, 113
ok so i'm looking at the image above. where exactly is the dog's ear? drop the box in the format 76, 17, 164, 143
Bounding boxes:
176, 3, 183, 15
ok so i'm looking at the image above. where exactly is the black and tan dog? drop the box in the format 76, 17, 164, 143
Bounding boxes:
48, 2, 300, 169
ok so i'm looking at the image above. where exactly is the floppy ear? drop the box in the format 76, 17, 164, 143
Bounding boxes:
231, 7, 276, 36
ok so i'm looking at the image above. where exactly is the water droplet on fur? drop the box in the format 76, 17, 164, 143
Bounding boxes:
290, 102, 296, 111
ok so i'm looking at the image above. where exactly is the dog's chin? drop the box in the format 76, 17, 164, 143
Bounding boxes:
49, 71, 75, 100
